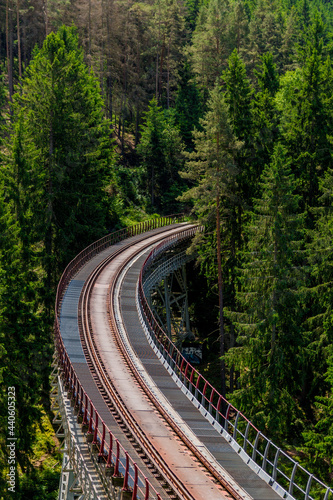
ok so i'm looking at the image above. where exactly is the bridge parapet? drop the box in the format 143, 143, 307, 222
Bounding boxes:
137, 230, 333, 500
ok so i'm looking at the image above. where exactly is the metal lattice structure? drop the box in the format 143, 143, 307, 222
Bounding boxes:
50, 359, 109, 500
143, 246, 196, 345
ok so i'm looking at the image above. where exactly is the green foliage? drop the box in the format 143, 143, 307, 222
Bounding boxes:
16, 409, 61, 500
251, 53, 280, 186
226, 143, 307, 440
180, 83, 242, 227
277, 30, 333, 213
302, 347, 333, 481
1, 0, 333, 491
222, 49, 252, 142
190, 0, 232, 91
221, 50, 254, 201
0, 191, 47, 482
137, 97, 186, 213
174, 63, 204, 150
9, 25, 119, 290
0, 24, 120, 497
180, 82, 242, 336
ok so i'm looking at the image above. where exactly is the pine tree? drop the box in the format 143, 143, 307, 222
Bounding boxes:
277, 43, 333, 214
251, 52, 280, 189
222, 49, 252, 143
244, 0, 284, 77
0, 171, 48, 482
301, 168, 333, 423
179, 83, 242, 397
137, 97, 185, 213
174, 62, 203, 151
9, 25, 119, 307
302, 347, 333, 482
221, 49, 254, 211
190, 0, 232, 92
226, 143, 306, 439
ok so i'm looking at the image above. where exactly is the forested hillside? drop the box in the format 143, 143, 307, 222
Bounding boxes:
1, 0, 333, 496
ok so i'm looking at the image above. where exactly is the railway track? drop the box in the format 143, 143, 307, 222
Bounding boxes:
76, 224, 251, 500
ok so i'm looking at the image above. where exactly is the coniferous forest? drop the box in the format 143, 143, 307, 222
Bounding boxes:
1, 0, 333, 496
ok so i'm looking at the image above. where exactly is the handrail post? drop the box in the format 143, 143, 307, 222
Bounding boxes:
132, 463, 138, 500
195, 374, 201, 400
252, 431, 261, 462
99, 422, 106, 458
82, 392, 88, 425
106, 432, 113, 468
243, 421, 250, 454
288, 462, 297, 495
144, 478, 149, 500
272, 448, 280, 481
305, 475, 313, 500
209, 389, 215, 414
201, 381, 208, 406
113, 440, 120, 477
262, 440, 270, 472
233, 411, 240, 440
224, 403, 231, 431
92, 411, 98, 445
123, 452, 130, 491
87, 401, 94, 435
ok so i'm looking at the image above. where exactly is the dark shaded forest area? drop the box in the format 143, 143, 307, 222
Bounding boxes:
1, 0, 333, 496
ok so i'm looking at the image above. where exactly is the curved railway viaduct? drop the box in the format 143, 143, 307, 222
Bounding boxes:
52, 216, 333, 500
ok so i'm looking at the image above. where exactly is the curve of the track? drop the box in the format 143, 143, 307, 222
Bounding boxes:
60, 224, 282, 500
86, 228, 244, 500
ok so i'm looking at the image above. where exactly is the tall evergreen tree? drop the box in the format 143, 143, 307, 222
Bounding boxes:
180, 83, 242, 397
277, 25, 333, 215
0, 171, 48, 487
190, 0, 232, 92
9, 25, 119, 308
221, 49, 254, 224
301, 168, 333, 481
174, 62, 203, 151
226, 143, 306, 439
137, 97, 185, 213
251, 52, 280, 188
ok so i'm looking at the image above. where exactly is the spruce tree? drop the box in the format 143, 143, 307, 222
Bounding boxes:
226, 143, 306, 439
302, 348, 333, 482
251, 52, 280, 189
301, 168, 333, 464
180, 83, 242, 397
137, 97, 185, 213
9, 25, 119, 305
0, 177, 48, 486
277, 29, 333, 215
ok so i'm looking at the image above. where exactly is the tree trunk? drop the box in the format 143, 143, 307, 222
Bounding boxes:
217, 189, 226, 403
17, 0, 22, 78
6, 0, 13, 102
216, 136, 226, 406
159, 34, 165, 101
